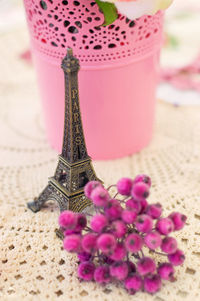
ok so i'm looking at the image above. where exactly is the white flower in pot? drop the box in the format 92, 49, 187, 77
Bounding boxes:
100, 0, 173, 20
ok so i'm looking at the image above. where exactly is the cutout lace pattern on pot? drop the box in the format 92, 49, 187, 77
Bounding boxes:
24, 0, 163, 65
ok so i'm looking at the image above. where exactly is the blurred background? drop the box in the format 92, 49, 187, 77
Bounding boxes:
0, 0, 200, 109
1, 3, 200, 299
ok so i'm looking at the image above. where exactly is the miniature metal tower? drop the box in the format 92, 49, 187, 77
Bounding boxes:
28, 48, 100, 213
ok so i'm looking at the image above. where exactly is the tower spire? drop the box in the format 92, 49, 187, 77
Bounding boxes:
61, 48, 88, 162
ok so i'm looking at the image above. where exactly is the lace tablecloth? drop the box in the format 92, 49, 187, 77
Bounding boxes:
1, 17, 200, 301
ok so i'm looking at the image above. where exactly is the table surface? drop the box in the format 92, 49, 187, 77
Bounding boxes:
0, 2, 200, 301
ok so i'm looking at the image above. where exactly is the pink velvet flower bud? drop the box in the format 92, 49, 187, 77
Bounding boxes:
64, 229, 78, 236
110, 261, 129, 281
126, 198, 142, 214
125, 233, 143, 253
158, 263, 175, 281
156, 218, 174, 235
137, 257, 156, 276
90, 186, 110, 207
97, 233, 117, 255
84, 181, 102, 199
122, 209, 137, 224
102, 255, 114, 265
94, 265, 111, 284
74, 214, 87, 232
136, 214, 153, 233
133, 174, 151, 188
117, 177, 133, 196
82, 233, 97, 254
146, 203, 162, 219
144, 231, 162, 250
124, 274, 143, 294
168, 249, 185, 266
111, 220, 127, 238
77, 252, 92, 262
169, 212, 187, 231
63, 234, 82, 252
105, 199, 123, 221
77, 261, 95, 281
58, 210, 77, 229
131, 182, 150, 200
110, 243, 127, 261
140, 199, 148, 213
126, 261, 136, 274
161, 237, 178, 254
144, 274, 161, 294
90, 214, 108, 233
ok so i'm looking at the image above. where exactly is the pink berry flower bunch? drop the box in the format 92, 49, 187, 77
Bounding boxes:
59, 175, 187, 295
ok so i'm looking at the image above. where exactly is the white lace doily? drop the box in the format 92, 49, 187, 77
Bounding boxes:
0, 18, 200, 301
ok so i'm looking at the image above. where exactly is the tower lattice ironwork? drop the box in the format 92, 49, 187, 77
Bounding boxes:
28, 48, 100, 213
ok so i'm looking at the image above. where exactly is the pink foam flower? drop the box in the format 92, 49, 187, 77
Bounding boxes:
131, 182, 149, 201
110, 261, 129, 281
161, 237, 178, 254
126, 261, 136, 274
144, 231, 162, 250
168, 249, 185, 266
137, 257, 156, 276
60, 176, 186, 295
84, 181, 102, 199
133, 174, 151, 188
109, 243, 127, 261
91, 186, 110, 207
90, 214, 108, 233
63, 234, 82, 253
78, 261, 95, 281
136, 214, 153, 233
74, 214, 87, 232
105, 199, 123, 221
146, 203, 162, 219
125, 274, 143, 294
122, 209, 137, 224
102, 255, 114, 265
111, 220, 127, 238
58, 210, 77, 229
97, 233, 117, 255
94, 265, 111, 284
169, 212, 187, 231
125, 233, 143, 253
156, 217, 174, 235
117, 177, 133, 196
144, 274, 162, 294
140, 198, 148, 213
82, 233, 98, 254
126, 198, 142, 214
77, 252, 92, 262
64, 229, 78, 236
158, 263, 175, 281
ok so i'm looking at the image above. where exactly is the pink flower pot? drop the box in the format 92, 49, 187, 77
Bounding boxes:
23, 0, 163, 160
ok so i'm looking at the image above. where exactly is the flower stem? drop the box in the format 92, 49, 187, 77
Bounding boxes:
107, 184, 116, 191
132, 253, 140, 260
151, 250, 168, 257
122, 196, 130, 201
85, 226, 92, 231
85, 213, 93, 217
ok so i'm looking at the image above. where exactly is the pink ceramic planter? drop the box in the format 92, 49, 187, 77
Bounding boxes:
23, 0, 163, 160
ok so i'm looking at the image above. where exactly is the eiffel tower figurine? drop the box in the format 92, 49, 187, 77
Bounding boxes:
28, 48, 100, 213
